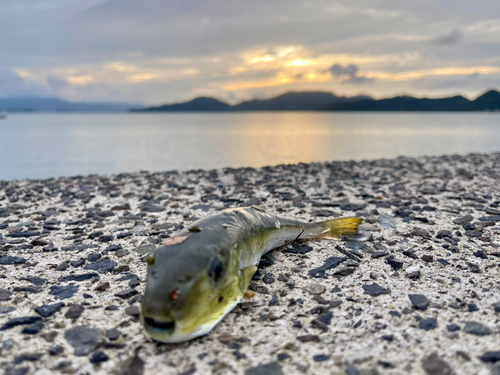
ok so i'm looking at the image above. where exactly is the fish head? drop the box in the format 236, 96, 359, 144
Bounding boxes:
141, 236, 242, 343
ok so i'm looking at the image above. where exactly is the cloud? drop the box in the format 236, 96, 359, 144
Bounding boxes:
432, 29, 463, 45
326, 64, 373, 84
1, 0, 500, 102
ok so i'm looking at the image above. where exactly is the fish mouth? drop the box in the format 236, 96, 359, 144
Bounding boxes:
143, 317, 176, 336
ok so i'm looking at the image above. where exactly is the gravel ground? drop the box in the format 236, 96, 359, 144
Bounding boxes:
0, 153, 499, 375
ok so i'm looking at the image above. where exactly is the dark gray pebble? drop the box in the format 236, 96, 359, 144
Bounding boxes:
245, 361, 283, 375
21, 320, 44, 334
363, 283, 390, 296
64, 325, 102, 356
345, 367, 359, 375
89, 350, 109, 363
421, 353, 453, 375
87, 253, 102, 262
49, 345, 64, 356
0, 288, 12, 301
312, 354, 330, 362
0, 316, 42, 331
65, 304, 85, 319
35, 302, 65, 318
408, 294, 430, 310
463, 321, 492, 336
71, 258, 85, 268
105, 328, 122, 340
115, 289, 139, 299
13, 352, 43, 364
479, 351, 500, 363
84, 259, 117, 274
59, 273, 98, 282
0, 256, 27, 265
417, 317, 437, 331
446, 324, 460, 332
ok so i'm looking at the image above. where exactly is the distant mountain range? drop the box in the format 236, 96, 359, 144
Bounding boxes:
134, 89, 500, 112
3, 90, 500, 113
324, 90, 500, 111
133, 92, 373, 112
0, 97, 143, 112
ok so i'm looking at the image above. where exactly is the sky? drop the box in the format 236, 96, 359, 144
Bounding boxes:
2, 0, 500, 105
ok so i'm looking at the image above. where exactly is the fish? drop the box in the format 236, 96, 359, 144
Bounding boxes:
140, 206, 362, 343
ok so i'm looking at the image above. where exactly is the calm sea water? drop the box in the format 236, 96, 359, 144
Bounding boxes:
1, 112, 499, 180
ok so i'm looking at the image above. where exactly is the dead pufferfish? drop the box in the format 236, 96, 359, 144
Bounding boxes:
141, 206, 362, 343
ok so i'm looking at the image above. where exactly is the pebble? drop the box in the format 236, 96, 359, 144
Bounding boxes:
0, 316, 42, 331
65, 305, 84, 319
0, 256, 27, 265
89, 350, 109, 363
84, 259, 117, 274
34, 302, 65, 318
463, 321, 492, 336
417, 317, 438, 331
245, 362, 283, 375
408, 294, 430, 310
362, 283, 390, 296
0, 288, 12, 301
64, 326, 103, 356
49, 285, 79, 299
305, 284, 326, 295
421, 353, 453, 375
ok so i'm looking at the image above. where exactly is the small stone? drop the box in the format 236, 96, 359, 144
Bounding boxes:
333, 267, 356, 276
64, 325, 102, 356
345, 367, 360, 375
313, 354, 330, 362
105, 328, 121, 340
305, 284, 326, 295
245, 362, 283, 375
421, 353, 452, 375
479, 351, 500, 363
493, 302, 500, 313
89, 350, 109, 363
87, 253, 102, 262
115, 289, 139, 299
386, 256, 404, 271
418, 317, 438, 331
421, 255, 434, 262
70, 259, 85, 268
297, 335, 319, 343
363, 283, 390, 296
22, 320, 44, 334
95, 282, 110, 292
408, 294, 430, 310
446, 324, 460, 332
0, 256, 27, 265
35, 302, 65, 318
84, 259, 117, 274
0, 288, 12, 301
0, 316, 42, 331
125, 306, 140, 316
13, 352, 43, 364
377, 215, 397, 229
65, 305, 84, 319
49, 285, 79, 299
463, 321, 492, 336
467, 303, 479, 312
263, 273, 275, 284
49, 345, 64, 356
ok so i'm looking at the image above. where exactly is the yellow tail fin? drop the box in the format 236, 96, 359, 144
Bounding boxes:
317, 217, 362, 240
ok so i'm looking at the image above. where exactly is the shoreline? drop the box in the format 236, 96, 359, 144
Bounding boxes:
1, 152, 499, 374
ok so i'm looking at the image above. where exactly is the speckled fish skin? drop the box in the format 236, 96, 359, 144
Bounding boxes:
141, 206, 361, 343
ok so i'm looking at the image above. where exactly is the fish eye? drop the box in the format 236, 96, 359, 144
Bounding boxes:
208, 257, 224, 286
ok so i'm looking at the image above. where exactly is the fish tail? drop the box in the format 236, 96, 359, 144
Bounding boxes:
316, 217, 363, 240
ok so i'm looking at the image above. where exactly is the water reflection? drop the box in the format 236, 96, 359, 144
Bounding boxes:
0, 112, 499, 180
